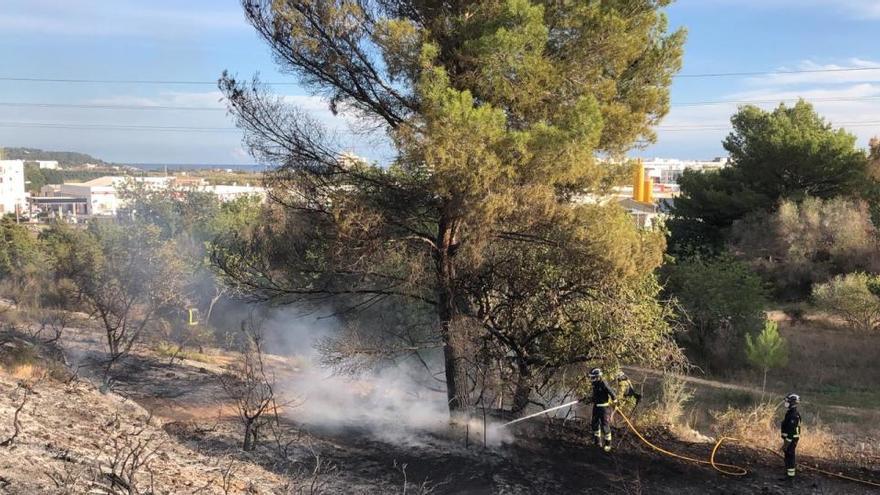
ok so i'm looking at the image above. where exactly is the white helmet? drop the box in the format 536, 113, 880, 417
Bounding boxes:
589, 368, 602, 381
785, 393, 800, 407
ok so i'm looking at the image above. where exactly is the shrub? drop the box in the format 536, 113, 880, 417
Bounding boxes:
710, 402, 837, 459
654, 375, 694, 427
745, 320, 788, 395
812, 273, 880, 332
663, 256, 767, 372
730, 197, 880, 299
782, 305, 806, 325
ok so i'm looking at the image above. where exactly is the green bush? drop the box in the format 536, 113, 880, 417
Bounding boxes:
664, 256, 767, 372
730, 197, 880, 299
745, 319, 788, 395
812, 273, 880, 332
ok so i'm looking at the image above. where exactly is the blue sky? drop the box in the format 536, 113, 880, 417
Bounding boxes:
1, 0, 879, 164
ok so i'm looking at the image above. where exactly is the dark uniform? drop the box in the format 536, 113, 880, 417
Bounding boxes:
781, 405, 801, 479
617, 376, 642, 408
590, 378, 617, 451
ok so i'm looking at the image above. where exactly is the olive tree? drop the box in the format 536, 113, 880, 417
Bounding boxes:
44, 221, 188, 379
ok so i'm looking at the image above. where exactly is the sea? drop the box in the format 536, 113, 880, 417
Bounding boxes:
126, 163, 269, 173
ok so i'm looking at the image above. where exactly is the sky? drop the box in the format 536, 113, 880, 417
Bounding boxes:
0, 0, 879, 165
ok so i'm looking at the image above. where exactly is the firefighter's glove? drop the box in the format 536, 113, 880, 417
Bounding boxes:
780, 440, 791, 452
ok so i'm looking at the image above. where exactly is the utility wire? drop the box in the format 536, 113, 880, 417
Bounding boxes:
1, 66, 879, 85
0, 102, 227, 111
5, 119, 880, 133
675, 66, 880, 78
0, 77, 294, 86
672, 95, 880, 107
0, 120, 366, 135
4, 93, 880, 112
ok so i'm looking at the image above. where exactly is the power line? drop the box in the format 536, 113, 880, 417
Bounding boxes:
0, 121, 239, 133
0, 77, 294, 86
659, 122, 880, 132
0, 101, 226, 112
0, 121, 380, 151
671, 95, 880, 107
1, 66, 880, 86
2, 93, 880, 115
675, 66, 880, 78
2, 117, 878, 134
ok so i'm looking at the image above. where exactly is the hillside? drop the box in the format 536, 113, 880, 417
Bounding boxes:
2, 147, 107, 166
1, 314, 878, 494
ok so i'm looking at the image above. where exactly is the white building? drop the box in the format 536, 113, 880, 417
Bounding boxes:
641, 157, 729, 194
0, 160, 27, 215
54, 176, 265, 216
60, 176, 174, 216
35, 160, 59, 170
197, 184, 266, 202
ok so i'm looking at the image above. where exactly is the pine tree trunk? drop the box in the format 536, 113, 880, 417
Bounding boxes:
761, 368, 768, 399
437, 218, 470, 419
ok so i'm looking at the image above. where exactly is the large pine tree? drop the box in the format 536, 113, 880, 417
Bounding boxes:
215, 0, 685, 417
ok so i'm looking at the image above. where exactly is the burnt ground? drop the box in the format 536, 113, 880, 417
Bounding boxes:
281, 419, 880, 495
2, 324, 879, 494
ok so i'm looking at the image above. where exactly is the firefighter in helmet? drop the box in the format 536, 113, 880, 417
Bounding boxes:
615, 371, 642, 410
781, 393, 801, 482
582, 368, 617, 452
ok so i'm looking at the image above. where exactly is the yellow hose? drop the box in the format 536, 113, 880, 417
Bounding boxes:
763, 446, 880, 488
614, 407, 748, 476
615, 407, 880, 488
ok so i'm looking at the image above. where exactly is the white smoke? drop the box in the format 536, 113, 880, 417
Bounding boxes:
258, 309, 513, 447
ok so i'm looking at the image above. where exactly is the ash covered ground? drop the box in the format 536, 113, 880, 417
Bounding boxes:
0, 322, 878, 494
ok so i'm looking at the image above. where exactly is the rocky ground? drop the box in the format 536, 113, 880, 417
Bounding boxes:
0, 323, 878, 494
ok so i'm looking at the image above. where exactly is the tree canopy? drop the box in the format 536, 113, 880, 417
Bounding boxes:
730, 197, 880, 298
215, 0, 685, 416
670, 101, 870, 254
662, 256, 767, 372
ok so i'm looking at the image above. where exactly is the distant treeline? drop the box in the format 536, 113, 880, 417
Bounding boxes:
3, 147, 106, 166
24, 166, 111, 193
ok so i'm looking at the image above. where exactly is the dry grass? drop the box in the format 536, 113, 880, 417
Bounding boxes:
7, 363, 44, 381
710, 402, 838, 459
635, 375, 711, 442
153, 341, 224, 365
650, 375, 694, 427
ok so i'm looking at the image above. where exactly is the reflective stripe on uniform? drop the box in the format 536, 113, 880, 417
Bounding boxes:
596, 402, 610, 407
787, 469, 796, 476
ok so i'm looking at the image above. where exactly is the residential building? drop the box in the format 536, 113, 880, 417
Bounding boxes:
641, 157, 728, 194
40, 175, 265, 216
0, 160, 27, 215
197, 184, 265, 202
59, 176, 173, 216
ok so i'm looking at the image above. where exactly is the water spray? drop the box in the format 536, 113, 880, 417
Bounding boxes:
499, 400, 581, 428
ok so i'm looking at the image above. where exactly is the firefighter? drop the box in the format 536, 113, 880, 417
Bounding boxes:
583, 368, 617, 452
781, 393, 801, 482
616, 371, 642, 410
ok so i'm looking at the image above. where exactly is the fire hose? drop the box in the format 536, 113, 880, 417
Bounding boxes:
501, 402, 880, 488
